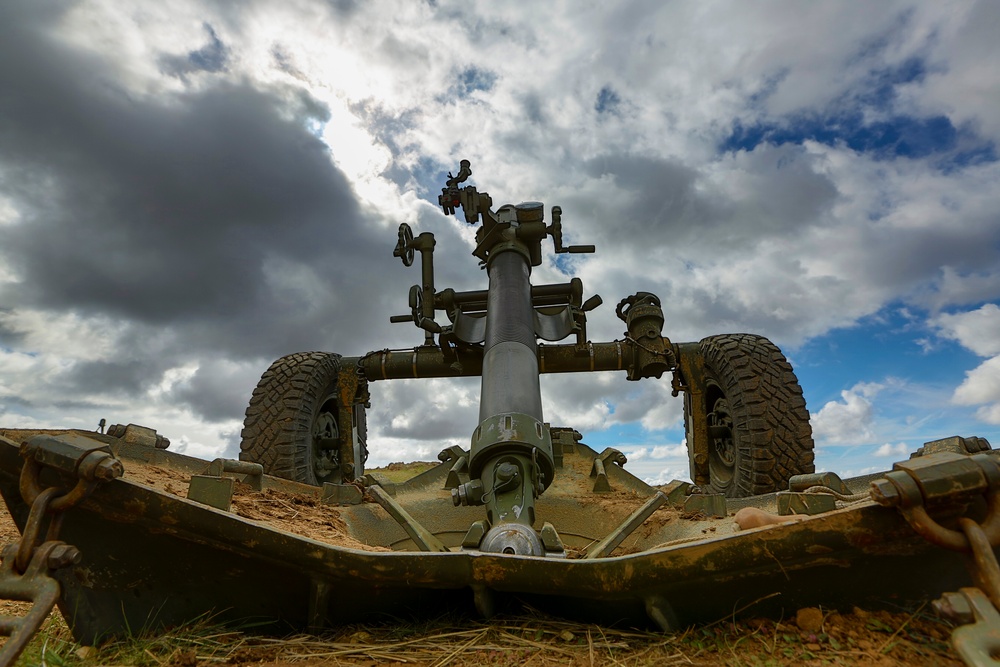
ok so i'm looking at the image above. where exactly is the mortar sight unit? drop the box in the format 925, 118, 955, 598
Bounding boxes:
239, 159, 816, 556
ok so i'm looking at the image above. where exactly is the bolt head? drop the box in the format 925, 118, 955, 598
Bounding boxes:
47, 544, 82, 569
95, 458, 125, 481
933, 592, 973, 624
870, 479, 900, 506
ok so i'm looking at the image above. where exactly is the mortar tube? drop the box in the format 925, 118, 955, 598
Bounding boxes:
470, 247, 552, 555
478, 250, 542, 422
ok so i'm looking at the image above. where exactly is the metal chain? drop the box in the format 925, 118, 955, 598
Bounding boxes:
935, 518, 1000, 667
883, 458, 1000, 667
960, 518, 1000, 611
0, 485, 84, 666
0, 443, 121, 666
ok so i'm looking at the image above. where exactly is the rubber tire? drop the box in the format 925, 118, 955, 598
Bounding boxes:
691, 334, 814, 497
240, 351, 342, 486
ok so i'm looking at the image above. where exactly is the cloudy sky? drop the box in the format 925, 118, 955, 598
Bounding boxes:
1, 1, 998, 485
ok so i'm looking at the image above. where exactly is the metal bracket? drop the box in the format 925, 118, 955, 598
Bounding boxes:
549, 428, 583, 469
871, 451, 1000, 548
590, 448, 627, 493
105, 423, 170, 449
321, 483, 364, 506
366, 485, 449, 553
913, 436, 992, 458
443, 451, 469, 490
776, 491, 837, 516
188, 459, 264, 511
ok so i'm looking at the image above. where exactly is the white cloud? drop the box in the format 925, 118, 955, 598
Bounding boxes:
909, 2, 1000, 142
874, 442, 909, 458
624, 448, 647, 462
935, 304, 1000, 357
0, 194, 18, 226
644, 465, 692, 487
953, 356, 1000, 425
974, 403, 1000, 425
811, 382, 883, 445
935, 304, 1000, 426
650, 444, 686, 459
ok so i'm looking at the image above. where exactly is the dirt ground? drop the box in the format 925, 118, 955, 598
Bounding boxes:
0, 459, 967, 666
202, 606, 964, 667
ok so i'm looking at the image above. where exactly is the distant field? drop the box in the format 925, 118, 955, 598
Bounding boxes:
368, 460, 440, 482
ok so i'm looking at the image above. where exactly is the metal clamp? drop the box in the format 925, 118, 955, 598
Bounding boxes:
188, 459, 264, 511
590, 448, 627, 493
872, 450, 1000, 665
20, 443, 122, 513
871, 452, 1000, 550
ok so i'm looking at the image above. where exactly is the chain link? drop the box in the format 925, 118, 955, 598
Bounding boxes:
887, 455, 1000, 667
0, 441, 120, 666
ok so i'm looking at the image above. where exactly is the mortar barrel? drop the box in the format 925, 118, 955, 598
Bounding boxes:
479, 251, 542, 422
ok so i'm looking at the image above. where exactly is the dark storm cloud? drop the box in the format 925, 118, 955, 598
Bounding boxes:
0, 1, 417, 423
0, 312, 26, 348
371, 377, 480, 441
0, 2, 394, 361
66, 359, 163, 397
168, 359, 264, 422
576, 148, 838, 249
577, 154, 722, 242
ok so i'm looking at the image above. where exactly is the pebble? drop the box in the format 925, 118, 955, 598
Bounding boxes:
796, 607, 824, 633
75, 646, 97, 660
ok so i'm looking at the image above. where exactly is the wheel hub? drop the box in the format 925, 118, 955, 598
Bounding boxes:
707, 395, 736, 484
313, 411, 339, 480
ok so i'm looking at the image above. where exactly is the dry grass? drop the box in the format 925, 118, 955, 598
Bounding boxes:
10, 601, 960, 667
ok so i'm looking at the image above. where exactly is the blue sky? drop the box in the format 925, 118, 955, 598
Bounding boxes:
1, 1, 999, 488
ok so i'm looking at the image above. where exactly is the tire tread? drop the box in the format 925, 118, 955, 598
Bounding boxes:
697, 334, 814, 496
239, 351, 342, 484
